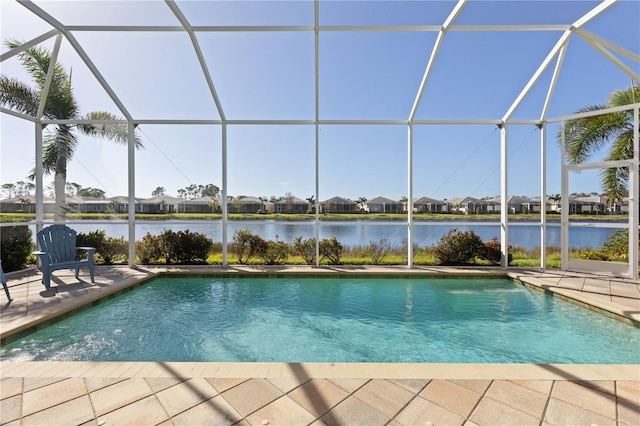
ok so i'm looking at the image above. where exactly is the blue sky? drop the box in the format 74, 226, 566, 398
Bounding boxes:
1, 0, 639, 202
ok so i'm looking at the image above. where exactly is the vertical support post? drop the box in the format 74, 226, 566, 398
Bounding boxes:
314, 0, 320, 267
500, 123, 509, 268
127, 121, 136, 267
35, 123, 44, 232
222, 123, 228, 267
407, 123, 414, 268
315, 124, 320, 267
540, 123, 547, 269
560, 120, 569, 271
629, 106, 639, 280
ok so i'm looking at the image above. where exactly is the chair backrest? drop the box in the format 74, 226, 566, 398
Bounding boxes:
36, 225, 78, 264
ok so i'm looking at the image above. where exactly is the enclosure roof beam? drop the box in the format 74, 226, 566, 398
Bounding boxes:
501, 0, 618, 123
408, 0, 467, 122
19, 0, 134, 121
1, 107, 37, 122
576, 30, 640, 83
0, 29, 59, 62
35, 34, 63, 121
540, 44, 567, 122
165, 0, 226, 122
548, 102, 640, 122
576, 28, 640, 63
62, 24, 571, 33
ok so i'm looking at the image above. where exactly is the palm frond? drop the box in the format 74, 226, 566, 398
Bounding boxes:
600, 167, 628, 202
5, 39, 64, 89
599, 128, 634, 201
561, 105, 629, 164
42, 128, 78, 174
0, 76, 40, 116
4, 39, 79, 120
77, 111, 144, 149
608, 86, 640, 107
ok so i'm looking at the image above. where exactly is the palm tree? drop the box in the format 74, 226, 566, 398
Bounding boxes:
548, 193, 561, 213
305, 195, 316, 213
560, 86, 639, 202
0, 39, 142, 221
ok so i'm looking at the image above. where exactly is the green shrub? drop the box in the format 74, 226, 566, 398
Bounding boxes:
320, 236, 343, 264
232, 230, 267, 264
76, 230, 107, 253
261, 240, 290, 265
135, 233, 163, 264
77, 230, 129, 264
577, 229, 635, 262
367, 239, 392, 265
164, 229, 213, 264
433, 229, 484, 265
292, 236, 317, 265
578, 249, 610, 261
100, 236, 128, 264
0, 225, 33, 271
478, 237, 512, 265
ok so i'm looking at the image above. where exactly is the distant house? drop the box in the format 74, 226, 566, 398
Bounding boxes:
320, 196, 358, 214
571, 196, 607, 214
228, 196, 272, 214
367, 196, 403, 214
274, 196, 309, 214
448, 197, 483, 214
139, 196, 181, 214
412, 196, 446, 214
619, 197, 629, 214
108, 196, 141, 213
529, 197, 551, 213
483, 197, 500, 214
481, 196, 541, 214
0, 195, 44, 213
508, 196, 534, 214
614, 197, 629, 214
67, 196, 112, 214
179, 196, 220, 213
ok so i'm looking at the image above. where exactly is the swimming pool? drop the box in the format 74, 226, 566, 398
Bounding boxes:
2, 276, 639, 363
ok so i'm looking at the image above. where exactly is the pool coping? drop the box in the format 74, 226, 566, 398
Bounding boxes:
2, 361, 639, 381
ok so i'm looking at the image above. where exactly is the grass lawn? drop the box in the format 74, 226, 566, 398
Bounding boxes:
0, 212, 630, 222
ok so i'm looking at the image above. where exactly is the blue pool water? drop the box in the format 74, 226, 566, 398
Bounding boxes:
2, 277, 639, 363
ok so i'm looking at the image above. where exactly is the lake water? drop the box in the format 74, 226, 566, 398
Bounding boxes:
35, 219, 627, 250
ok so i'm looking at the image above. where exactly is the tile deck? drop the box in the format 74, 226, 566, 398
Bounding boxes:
1, 265, 639, 425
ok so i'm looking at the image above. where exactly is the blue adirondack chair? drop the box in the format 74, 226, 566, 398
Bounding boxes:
33, 224, 96, 289
0, 260, 12, 302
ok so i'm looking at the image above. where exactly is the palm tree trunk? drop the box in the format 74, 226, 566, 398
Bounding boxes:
54, 130, 69, 222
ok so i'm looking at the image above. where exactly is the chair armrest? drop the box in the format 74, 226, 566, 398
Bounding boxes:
32, 251, 47, 257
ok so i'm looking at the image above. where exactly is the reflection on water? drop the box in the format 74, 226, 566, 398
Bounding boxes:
34, 220, 624, 250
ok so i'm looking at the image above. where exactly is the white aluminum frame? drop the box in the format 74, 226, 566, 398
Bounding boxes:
2, 0, 638, 277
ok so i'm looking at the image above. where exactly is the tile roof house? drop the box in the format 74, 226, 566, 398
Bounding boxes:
447, 196, 483, 214
320, 196, 358, 213
178, 196, 220, 213
367, 196, 403, 214
228, 196, 272, 214
108, 196, 141, 213
0, 195, 46, 213
139, 196, 182, 214
412, 196, 447, 214
274, 196, 310, 214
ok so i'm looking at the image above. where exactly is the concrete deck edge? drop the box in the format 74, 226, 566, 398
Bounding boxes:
2, 361, 639, 381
